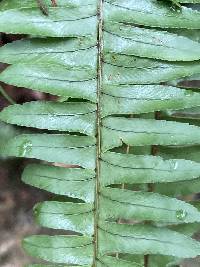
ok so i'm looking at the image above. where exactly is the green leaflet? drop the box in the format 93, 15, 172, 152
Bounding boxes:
103, 53, 200, 84
169, 221, 200, 236
23, 235, 93, 265
104, 22, 200, 61
101, 85, 200, 116
34, 201, 94, 235
1, 50, 200, 98
22, 164, 95, 202
97, 256, 143, 267
1, 57, 200, 96
0, 0, 98, 37
155, 147, 200, 196
169, 201, 200, 236
0, 101, 96, 136
158, 145, 200, 162
102, 117, 200, 151
99, 187, 200, 223
121, 254, 180, 267
0, 134, 96, 169
104, 0, 200, 29
0, 0, 95, 8
156, 203, 200, 242
101, 152, 200, 184
169, 28, 200, 43
0, 37, 97, 67
99, 222, 200, 258
0, 64, 97, 102
148, 255, 180, 267
27, 256, 143, 267
155, 177, 200, 197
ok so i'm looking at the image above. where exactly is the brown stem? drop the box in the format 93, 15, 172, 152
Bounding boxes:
144, 255, 149, 267
93, 0, 103, 266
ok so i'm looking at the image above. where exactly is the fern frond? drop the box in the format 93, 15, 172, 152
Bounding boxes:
0, 0, 200, 266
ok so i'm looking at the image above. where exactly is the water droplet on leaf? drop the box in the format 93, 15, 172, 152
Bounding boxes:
171, 161, 178, 170
170, 161, 178, 170
176, 209, 187, 221
174, 162, 178, 170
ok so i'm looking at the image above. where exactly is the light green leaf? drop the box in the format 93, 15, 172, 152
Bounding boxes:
155, 177, 200, 197
101, 85, 200, 116
0, 0, 96, 9
23, 235, 93, 265
28, 257, 143, 267
121, 254, 179, 267
34, 201, 94, 235
100, 187, 200, 223
22, 164, 95, 202
1, 134, 96, 169
102, 117, 200, 151
104, 22, 200, 61
103, 54, 200, 84
156, 147, 200, 196
169, 222, 200, 236
158, 145, 200, 163
97, 256, 143, 267
0, 0, 97, 37
119, 255, 144, 265
169, 28, 200, 43
148, 255, 180, 267
168, 201, 200, 236
104, 0, 200, 29
0, 101, 96, 136
0, 64, 97, 102
101, 152, 200, 185
0, 37, 97, 67
99, 222, 200, 258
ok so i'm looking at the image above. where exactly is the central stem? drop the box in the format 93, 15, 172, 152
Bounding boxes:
94, 0, 103, 266
144, 255, 149, 267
